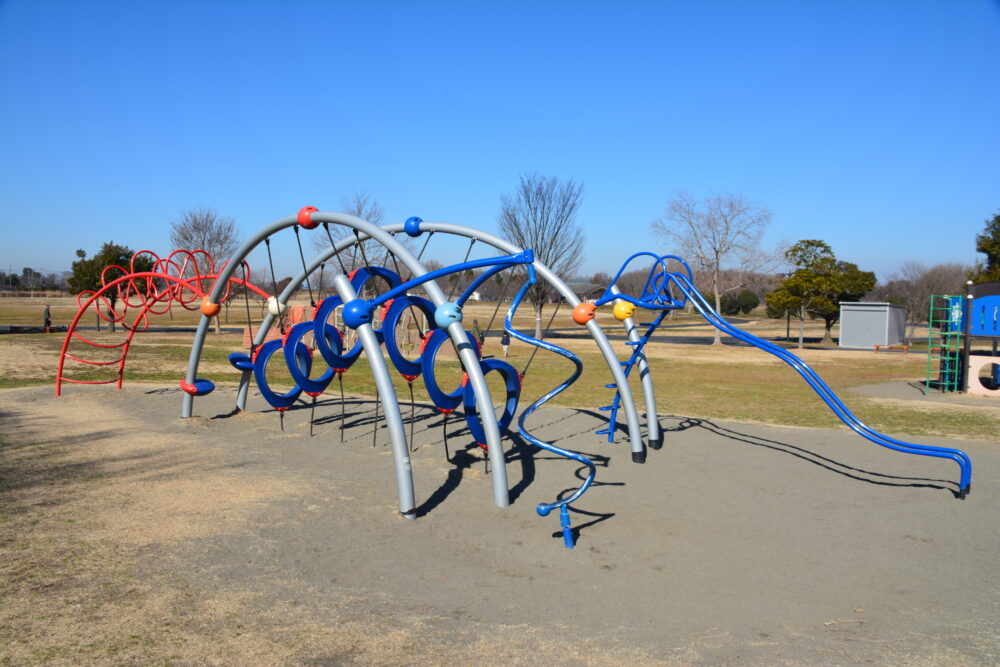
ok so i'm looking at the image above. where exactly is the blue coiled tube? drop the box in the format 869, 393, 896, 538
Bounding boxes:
504, 265, 596, 548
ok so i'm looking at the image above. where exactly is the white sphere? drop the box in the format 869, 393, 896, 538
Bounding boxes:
267, 296, 288, 317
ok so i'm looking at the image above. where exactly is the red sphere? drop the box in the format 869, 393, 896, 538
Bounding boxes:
297, 205, 319, 229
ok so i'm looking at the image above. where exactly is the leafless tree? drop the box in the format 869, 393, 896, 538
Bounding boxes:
310, 190, 393, 272
497, 172, 585, 338
651, 190, 777, 344
170, 207, 241, 266
171, 207, 242, 333
870, 261, 970, 341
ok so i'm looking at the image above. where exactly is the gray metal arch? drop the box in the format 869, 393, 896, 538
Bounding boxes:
182, 212, 508, 516
381, 221, 649, 461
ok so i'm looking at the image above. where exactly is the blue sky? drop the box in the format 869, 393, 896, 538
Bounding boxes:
1, 0, 998, 283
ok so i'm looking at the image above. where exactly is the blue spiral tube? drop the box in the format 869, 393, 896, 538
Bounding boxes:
504, 265, 596, 548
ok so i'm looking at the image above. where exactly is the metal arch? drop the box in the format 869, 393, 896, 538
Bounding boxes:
609, 285, 661, 449
182, 211, 510, 513
380, 221, 648, 461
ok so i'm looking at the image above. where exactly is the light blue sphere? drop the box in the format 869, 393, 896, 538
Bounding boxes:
434, 301, 463, 328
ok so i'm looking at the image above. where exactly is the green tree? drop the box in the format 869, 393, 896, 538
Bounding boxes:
68, 242, 154, 318
720, 292, 740, 316
768, 240, 876, 346
764, 291, 791, 319
972, 209, 1000, 283
736, 289, 759, 314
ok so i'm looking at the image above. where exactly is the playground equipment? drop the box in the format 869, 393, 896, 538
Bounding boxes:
181, 209, 649, 546
589, 252, 972, 499
56, 249, 267, 396
63, 209, 972, 548
925, 282, 1000, 397
926, 295, 964, 393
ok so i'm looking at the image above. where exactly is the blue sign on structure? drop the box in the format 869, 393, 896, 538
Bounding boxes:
970, 295, 1000, 338
947, 296, 965, 333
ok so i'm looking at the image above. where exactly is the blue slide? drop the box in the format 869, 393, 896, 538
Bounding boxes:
663, 272, 972, 498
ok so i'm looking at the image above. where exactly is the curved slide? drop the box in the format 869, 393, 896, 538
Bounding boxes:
664, 272, 972, 498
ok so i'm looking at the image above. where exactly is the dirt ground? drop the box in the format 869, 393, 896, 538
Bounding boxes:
2, 382, 998, 665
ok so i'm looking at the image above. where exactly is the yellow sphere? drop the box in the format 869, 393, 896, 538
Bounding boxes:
613, 301, 635, 321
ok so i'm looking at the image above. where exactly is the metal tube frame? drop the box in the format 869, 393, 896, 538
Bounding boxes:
381, 221, 647, 460
183, 212, 510, 511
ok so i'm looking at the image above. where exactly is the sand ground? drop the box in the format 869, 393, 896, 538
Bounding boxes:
2, 382, 998, 665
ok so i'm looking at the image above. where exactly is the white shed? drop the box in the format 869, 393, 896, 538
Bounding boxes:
838, 302, 907, 349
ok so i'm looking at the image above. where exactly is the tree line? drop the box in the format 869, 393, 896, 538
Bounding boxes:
1, 267, 69, 292
59, 177, 998, 347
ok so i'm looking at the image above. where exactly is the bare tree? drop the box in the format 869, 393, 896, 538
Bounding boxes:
310, 190, 389, 271
170, 207, 241, 265
171, 207, 242, 333
870, 261, 971, 341
651, 190, 776, 344
497, 172, 585, 338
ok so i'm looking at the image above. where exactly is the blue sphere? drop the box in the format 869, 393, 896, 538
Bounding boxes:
342, 299, 373, 329
434, 301, 463, 328
404, 216, 423, 238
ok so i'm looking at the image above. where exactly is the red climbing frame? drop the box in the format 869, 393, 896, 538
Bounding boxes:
56, 249, 270, 396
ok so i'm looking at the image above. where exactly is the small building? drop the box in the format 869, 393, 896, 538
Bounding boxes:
838, 302, 907, 349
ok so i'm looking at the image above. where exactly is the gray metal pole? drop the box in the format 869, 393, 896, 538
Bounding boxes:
182, 211, 509, 507
183, 217, 294, 418
332, 273, 416, 519
382, 221, 647, 461
619, 309, 661, 449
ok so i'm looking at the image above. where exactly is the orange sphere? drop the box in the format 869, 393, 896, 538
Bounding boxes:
200, 297, 221, 317
572, 302, 597, 325
613, 301, 635, 321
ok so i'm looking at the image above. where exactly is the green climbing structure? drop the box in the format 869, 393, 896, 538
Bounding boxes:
925, 294, 963, 393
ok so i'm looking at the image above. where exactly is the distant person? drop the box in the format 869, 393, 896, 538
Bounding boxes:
43, 304, 51, 332
500, 330, 510, 357
472, 319, 485, 347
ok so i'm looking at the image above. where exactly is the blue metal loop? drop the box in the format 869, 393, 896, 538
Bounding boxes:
382, 295, 436, 379
420, 328, 481, 411
597, 252, 692, 310
313, 295, 362, 371
283, 321, 337, 396
350, 265, 401, 293
462, 357, 520, 444
253, 338, 311, 409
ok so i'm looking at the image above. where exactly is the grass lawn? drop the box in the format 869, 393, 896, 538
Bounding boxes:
2, 296, 999, 442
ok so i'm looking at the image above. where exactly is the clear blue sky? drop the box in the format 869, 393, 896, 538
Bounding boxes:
1, 0, 998, 283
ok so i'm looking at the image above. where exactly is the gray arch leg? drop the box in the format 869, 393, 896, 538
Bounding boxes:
621, 313, 661, 449
235, 369, 252, 411
333, 273, 416, 519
